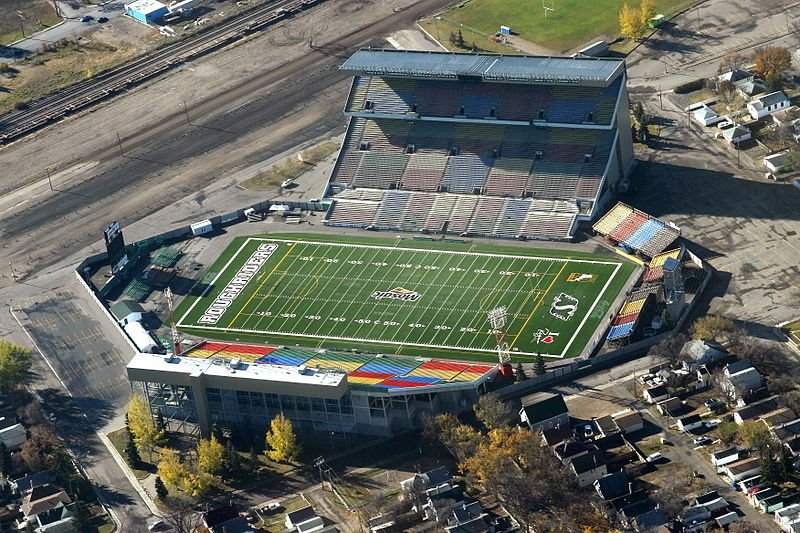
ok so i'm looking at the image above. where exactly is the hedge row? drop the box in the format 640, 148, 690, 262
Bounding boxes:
673, 79, 706, 94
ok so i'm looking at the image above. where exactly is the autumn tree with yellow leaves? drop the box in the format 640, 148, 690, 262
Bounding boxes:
265, 413, 301, 463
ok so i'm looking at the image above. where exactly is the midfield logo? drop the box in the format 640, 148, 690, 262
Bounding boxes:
567, 273, 596, 283
550, 293, 579, 321
371, 287, 421, 302
533, 328, 560, 344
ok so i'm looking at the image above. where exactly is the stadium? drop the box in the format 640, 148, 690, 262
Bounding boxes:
116, 50, 697, 438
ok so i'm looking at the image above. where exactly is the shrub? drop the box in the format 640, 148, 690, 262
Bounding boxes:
673, 79, 705, 94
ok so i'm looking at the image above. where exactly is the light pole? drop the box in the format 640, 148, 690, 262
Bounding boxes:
17, 11, 26, 39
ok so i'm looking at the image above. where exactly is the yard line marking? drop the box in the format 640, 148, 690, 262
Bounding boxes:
499, 258, 555, 351
445, 255, 500, 349
509, 260, 568, 350
228, 242, 297, 330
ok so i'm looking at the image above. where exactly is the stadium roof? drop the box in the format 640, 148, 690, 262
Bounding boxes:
341, 49, 624, 86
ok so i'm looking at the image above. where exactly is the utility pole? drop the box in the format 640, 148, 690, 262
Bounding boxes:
17, 12, 25, 39
659, 86, 663, 110
182, 100, 191, 125
46, 168, 53, 191
116, 131, 125, 157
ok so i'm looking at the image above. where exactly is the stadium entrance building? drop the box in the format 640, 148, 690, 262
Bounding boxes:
127, 343, 496, 437
324, 50, 634, 240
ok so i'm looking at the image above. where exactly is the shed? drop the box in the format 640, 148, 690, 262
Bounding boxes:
110, 300, 145, 325
519, 393, 569, 431
0, 422, 27, 450
191, 219, 214, 236
722, 124, 752, 144
124, 0, 169, 23
678, 414, 703, 432
692, 106, 720, 127
613, 410, 644, 434
723, 457, 762, 481
765, 151, 789, 174
123, 321, 157, 353
657, 396, 683, 416
715, 511, 738, 527
710, 446, 740, 467
643, 385, 669, 404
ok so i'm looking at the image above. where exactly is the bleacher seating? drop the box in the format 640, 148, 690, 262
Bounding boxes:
424, 195, 459, 232
401, 154, 447, 191
609, 211, 648, 241
373, 190, 411, 229
593, 202, 681, 258
493, 198, 529, 236
521, 211, 576, 240
345, 76, 369, 113
483, 158, 532, 197
467, 196, 505, 235
449, 196, 479, 233
593, 203, 633, 234
641, 225, 680, 257
401, 192, 435, 231
354, 152, 408, 189
441, 155, 492, 193
326, 200, 380, 227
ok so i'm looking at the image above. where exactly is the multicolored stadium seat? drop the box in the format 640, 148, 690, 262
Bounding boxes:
593, 202, 681, 258
185, 342, 495, 391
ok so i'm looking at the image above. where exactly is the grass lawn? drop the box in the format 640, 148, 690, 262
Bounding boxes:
175, 233, 635, 361
241, 142, 340, 191
435, 0, 695, 53
257, 495, 308, 532
107, 428, 156, 480
0, 0, 61, 45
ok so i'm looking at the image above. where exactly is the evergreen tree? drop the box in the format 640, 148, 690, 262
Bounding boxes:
0, 441, 11, 478
125, 440, 141, 468
777, 444, 793, 482
71, 500, 92, 533
223, 441, 241, 481
515, 362, 527, 382
760, 448, 778, 484
449, 31, 456, 45
456, 30, 465, 49
249, 445, 259, 473
156, 410, 166, 432
154, 475, 168, 501
212, 423, 224, 444
534, 354, 546, 376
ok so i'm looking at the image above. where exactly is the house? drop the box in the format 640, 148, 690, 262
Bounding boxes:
401, 467, 451, 495
444, 501, 494, 533
747, 91, 790, 119
722, 457, 762, 481
554, 441, 592, 463
765, 151, 790, 175
715, 511, 738, 528
724, 358, 753, 377
693, 106, 721, 127
776, 504, 800, 529
681, 339, 727, 371
0, 418, 27, 450
643, 385, 669, 404
737, 79, 766, 98
421, 484, 465, 523
593, 470, 630, 500
710, 447, 741, 468
286, 506, 324, 533
20, 484, 72, 527
593, 415, 618, 437
734, 397, 779, 424
657, 396, 683, 417
35, 501, 75, 533
613, 410, 644, 434
696, 365, 711, 387
677, 414, 703, 432
724, 366, 762, 404
772, 419, 800, 443
570, 449, 607, 487
11, 471, 54, 495
633, 508, 668, 532
717, 69, 754, 86
540, 424, 572, 446
519, 393, 569, 432
761, 407, 798, 429
722, 124, 752, 144
785, 435, 800, 457
681, 505, 711, 532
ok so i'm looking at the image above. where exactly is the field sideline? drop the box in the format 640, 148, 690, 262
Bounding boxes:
175, 233, 637, 362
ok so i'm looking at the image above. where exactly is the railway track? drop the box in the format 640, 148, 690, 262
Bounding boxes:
0, 0, 325, 145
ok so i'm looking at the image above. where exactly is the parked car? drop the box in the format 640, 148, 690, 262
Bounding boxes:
148, 520, 171, 531
717, 120, 733, 129
646, 452, 663, 463
693, 436, 711, 446
81, 15, 94, 22
98, 16, 109, 23
584, 424, 593, 438
705, 419, 721, 429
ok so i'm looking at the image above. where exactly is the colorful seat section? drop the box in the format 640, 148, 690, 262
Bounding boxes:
593, 202, 681, 258
186, 342, 496, 391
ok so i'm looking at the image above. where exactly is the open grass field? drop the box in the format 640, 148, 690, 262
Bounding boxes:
0, 0, 60, 45
434, 0, 694, 53
176, 234, 635, 361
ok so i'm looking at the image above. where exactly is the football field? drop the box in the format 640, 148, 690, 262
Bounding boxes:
175, 234, 636, 361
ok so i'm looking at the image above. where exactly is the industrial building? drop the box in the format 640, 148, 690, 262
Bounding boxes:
124, 0, 169, 24
127, 342, 496, 437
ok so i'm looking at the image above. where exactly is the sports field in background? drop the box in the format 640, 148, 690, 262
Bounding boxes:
435, 0, 694, 53
175, 234, 636, 361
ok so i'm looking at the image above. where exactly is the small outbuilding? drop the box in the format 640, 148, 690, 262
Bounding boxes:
693, 106, 720, 127
678, 414, 703, 432
123, 321, 158, 353
519, 393, 569, 432
722, 124, 752, 144
110, 300, 145, 325
125, 0, 169, 23
191, 219, 214, 236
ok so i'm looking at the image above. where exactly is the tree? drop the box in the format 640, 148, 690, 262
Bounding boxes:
0, 340, 32, 392
222, 441, 241, 481
0, 441, 11, 478
455, 30, 465, 49
449, 31, 456, 45
619, 3, 644, 40
646, 333, 689, 367
515, 362, 527, 382
753, 46, 791, 80
716, 422, 739, 445
533, 354, 546, 376
156, 410, 166, 432
248, 445, 259, 473
125, 439, 141, 468
157, 449, 188, 488
71, 500, 92, 533
265, 413, 300, 463
427, 413, 483, 462
691, 315, 734, 342
638, 0, 654, 29
161, 496, 204, 533
127, 395, 163, 460
737, 420, 772, 453
154, 475, 168, 501
183, 470, 213, 498
196, 435, 225, 476
474, 394, 511, 430
719, 52, 746, 74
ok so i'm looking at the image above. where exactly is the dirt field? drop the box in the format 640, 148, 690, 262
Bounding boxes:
0, 0, 61, 45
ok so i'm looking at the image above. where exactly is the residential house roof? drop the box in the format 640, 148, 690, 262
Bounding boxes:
286, 506, 317, 527
726, 457, 761, 475
613, 411, 643, 433
36, 501, 73, 526
594, 470, 629, 500
445, 503, 493, 533
422, 466, 451, 486
645, 385, 668, 398
735, 397, 778, 421
679, 414, 702, 426
786, 435, 800, 454
711, 447, 739, 461
554, 440, 592, 462
12, 471, 54, 493
204, 505, 239, 528
750, 90, 789, 110
658, 396, 683, 415
737, 79, 766, 97
693, 106, 717, 121
21, 486, 71, 518
610, 489, 649, 511
210, 517, 254, 533
761, 407, 798, 428
0, 416, 18, 431
765, 151, 788, 169
520, 393, 568, 425
717, 69, 753, 84
773, 419, 800, 442
722, 124, 750, 142
694, 491, 720, 506
571, 449, 605, 474
595, 415, 618, 436
724, 359, 752, 375
541, 424, 572, 446
681, 339, 726, 363
634, 508, 669, 530
741, 387, 771, 404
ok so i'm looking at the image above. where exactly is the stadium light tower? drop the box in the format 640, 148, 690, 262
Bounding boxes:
164, 287, 181, 356
487, 306, 511, 364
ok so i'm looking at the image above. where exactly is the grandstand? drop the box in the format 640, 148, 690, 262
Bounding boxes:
324, 50, 634, 241
593, 202, 681, 258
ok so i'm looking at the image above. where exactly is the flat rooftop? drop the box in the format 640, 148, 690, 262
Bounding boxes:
340, 49, 625, 85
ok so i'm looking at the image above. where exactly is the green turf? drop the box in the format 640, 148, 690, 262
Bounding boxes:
175, 233, 636, 361
439, 0, 694, 53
